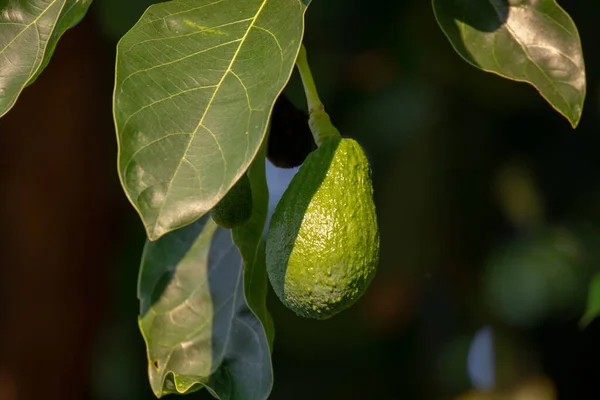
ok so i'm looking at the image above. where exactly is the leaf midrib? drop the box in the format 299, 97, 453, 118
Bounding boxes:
151, 0, 269, 239
0, 1, 58, 56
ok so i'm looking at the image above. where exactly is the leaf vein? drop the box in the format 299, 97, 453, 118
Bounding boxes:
124, 17, 254, 54
230, 70, 253, 162
140, 0, 226, 28
151, 0, 269, 236
199, 123, 227, 190
183, 158, 203, 193
123, 132, 193, 180
0, 0, 57, 57
487, 0, 571, 112
119, 38, 242, 90
121, 84, 218, 132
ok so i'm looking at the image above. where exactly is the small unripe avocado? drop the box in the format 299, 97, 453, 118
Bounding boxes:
266, 138, 379, 319
211, 174, 252, 229
267, 94, 316, 168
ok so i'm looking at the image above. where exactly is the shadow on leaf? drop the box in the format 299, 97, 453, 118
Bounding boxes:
138, 215, 271, 399
433, 0, 509, 65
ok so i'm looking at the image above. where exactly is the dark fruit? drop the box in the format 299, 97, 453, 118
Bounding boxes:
267, 94, 316, 168
211, 174, 253, 229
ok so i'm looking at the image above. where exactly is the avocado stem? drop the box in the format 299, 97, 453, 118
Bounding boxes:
296, 45, 341, 147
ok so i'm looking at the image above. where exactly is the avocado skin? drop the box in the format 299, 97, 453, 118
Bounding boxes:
266, 138, 379, 319
211, 174, 252, 229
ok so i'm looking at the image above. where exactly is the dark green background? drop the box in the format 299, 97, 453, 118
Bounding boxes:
0, 0, 599, 399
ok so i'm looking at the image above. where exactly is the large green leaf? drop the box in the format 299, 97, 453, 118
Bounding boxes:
232, 144, 274, 347
138, 215, 272, 399
0, 0, 92, 118
114, 0, 309, 241
432, 0, 586, 127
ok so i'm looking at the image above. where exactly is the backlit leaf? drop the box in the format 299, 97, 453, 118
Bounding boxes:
433, 0, 586, 127
138, 215, 272, 399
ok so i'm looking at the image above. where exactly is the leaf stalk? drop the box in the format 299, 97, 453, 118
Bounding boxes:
296, 45, 341, 146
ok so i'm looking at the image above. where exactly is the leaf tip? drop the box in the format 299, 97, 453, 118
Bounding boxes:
145, 221, 170, 242
144, 225, 160, 242
568, 114, 582, 129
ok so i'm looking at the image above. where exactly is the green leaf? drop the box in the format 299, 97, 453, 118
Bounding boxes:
138, 215, 273, 399
432, 0, 586, 127
0, 0, 93, 118
114, 0, 310, 241
580, 273, 600, 329
232, 143, 274, 347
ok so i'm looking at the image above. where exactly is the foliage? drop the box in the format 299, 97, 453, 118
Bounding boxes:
0, 0, 93, 117
433, 0, 586, 127
138, 146, 273, 398
113, 0, 309, 241
0, 0, 592, 399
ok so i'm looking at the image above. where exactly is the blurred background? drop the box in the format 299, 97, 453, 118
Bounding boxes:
1, 0, 599, 399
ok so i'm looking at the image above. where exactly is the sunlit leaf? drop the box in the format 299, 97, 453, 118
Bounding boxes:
0, 0, 92, 118
433, 0, 586, 127
138, 216, 272, 399
114, 0, 310, 240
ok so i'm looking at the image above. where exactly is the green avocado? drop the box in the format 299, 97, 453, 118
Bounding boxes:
266, 138, 379, 319
211, 173, 252, 229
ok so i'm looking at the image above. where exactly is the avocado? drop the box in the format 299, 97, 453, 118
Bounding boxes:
266, 138, 379, 319
211, 173, 252, 229
267, 94, 316, 168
